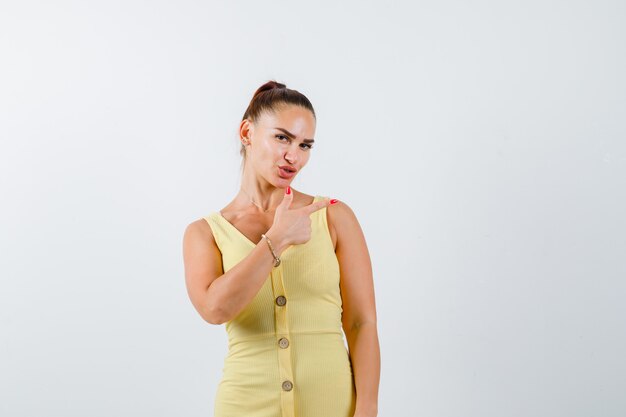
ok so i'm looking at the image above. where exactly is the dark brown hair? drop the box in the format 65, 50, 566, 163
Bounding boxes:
239, 80, 316, 162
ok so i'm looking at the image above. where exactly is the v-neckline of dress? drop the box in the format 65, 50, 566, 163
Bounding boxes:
216, 195, 321, 253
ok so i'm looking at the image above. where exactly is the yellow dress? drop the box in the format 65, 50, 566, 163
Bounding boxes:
203, 195, 356, 417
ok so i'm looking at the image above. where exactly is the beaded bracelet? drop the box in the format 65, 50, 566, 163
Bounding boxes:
261, 233, 281, 267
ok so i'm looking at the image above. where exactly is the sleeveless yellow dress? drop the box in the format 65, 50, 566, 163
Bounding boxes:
203, 195, 356, 417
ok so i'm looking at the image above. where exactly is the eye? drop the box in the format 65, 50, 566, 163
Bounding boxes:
276, 134, 313, 150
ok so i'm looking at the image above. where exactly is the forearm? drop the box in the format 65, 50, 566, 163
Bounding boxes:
205, 229, 288, 324
345, 322, 380, 416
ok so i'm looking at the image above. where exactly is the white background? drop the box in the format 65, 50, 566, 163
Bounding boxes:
1, 1, 625, 416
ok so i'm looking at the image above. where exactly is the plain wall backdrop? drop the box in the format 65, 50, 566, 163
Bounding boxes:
1, 0, 624, 416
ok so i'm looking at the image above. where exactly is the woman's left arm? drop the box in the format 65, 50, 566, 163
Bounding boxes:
329, 201, 380, 417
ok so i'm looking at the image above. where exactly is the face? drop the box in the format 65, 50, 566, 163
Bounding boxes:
241, 105, 316, 186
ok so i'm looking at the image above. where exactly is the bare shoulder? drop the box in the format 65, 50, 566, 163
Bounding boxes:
182, 217, 224, 324
183, 217, 217, 249
182, 217, 223, 277
325, 198, 366, 252
183, 218, 221, 265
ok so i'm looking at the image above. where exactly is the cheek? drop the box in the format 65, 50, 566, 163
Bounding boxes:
253, 143, 275, 161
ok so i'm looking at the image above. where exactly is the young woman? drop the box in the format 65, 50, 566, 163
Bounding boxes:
182, 81, 380, 417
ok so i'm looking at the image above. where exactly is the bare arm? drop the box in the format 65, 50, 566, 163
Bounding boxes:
330, 201, 380, 417
182, 219, 287, 325
183, 190, 331, 325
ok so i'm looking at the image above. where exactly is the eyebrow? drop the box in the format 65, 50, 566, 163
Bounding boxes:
273, 127, 315, 143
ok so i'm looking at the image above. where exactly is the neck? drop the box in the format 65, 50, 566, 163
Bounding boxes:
239, 172, 290, 213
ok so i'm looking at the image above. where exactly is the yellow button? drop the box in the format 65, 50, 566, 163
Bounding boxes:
278, 337, 289, 349
275, 295, 287, 306
282, 380, 293, 391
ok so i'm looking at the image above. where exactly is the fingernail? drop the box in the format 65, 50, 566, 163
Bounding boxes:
330, 199, 338, 204
286, 186, 291, 195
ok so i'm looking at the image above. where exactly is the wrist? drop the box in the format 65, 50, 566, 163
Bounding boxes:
263, 229, 288, 256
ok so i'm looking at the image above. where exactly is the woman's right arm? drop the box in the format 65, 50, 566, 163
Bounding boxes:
182, 220, 288, 325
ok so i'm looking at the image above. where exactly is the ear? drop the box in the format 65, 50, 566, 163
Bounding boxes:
239, 119, 253, 145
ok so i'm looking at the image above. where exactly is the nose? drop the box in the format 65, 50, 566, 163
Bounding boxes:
284, 150, 296, 164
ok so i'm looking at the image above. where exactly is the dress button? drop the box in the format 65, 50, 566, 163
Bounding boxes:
278, 337, 289, 349
282, 380, 293, 391
275, 295, 287, 306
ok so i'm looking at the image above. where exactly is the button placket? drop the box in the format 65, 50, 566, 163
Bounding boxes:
270, 267, 295, 417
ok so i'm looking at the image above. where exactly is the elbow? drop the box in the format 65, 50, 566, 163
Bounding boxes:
202, 287, 230, 325
344, 319, 378, 334
202, 283, 241, 325
204, 304, 230, 325
204, 309, 225, 325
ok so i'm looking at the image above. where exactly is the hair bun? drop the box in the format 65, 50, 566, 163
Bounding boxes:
252, 80, 286, 99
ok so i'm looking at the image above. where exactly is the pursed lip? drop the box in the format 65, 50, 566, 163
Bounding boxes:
278, 165, 297, 172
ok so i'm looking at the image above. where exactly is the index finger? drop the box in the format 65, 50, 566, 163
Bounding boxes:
303, 198, 332, 215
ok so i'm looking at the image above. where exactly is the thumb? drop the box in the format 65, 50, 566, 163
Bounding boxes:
277, 186, 293, 213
